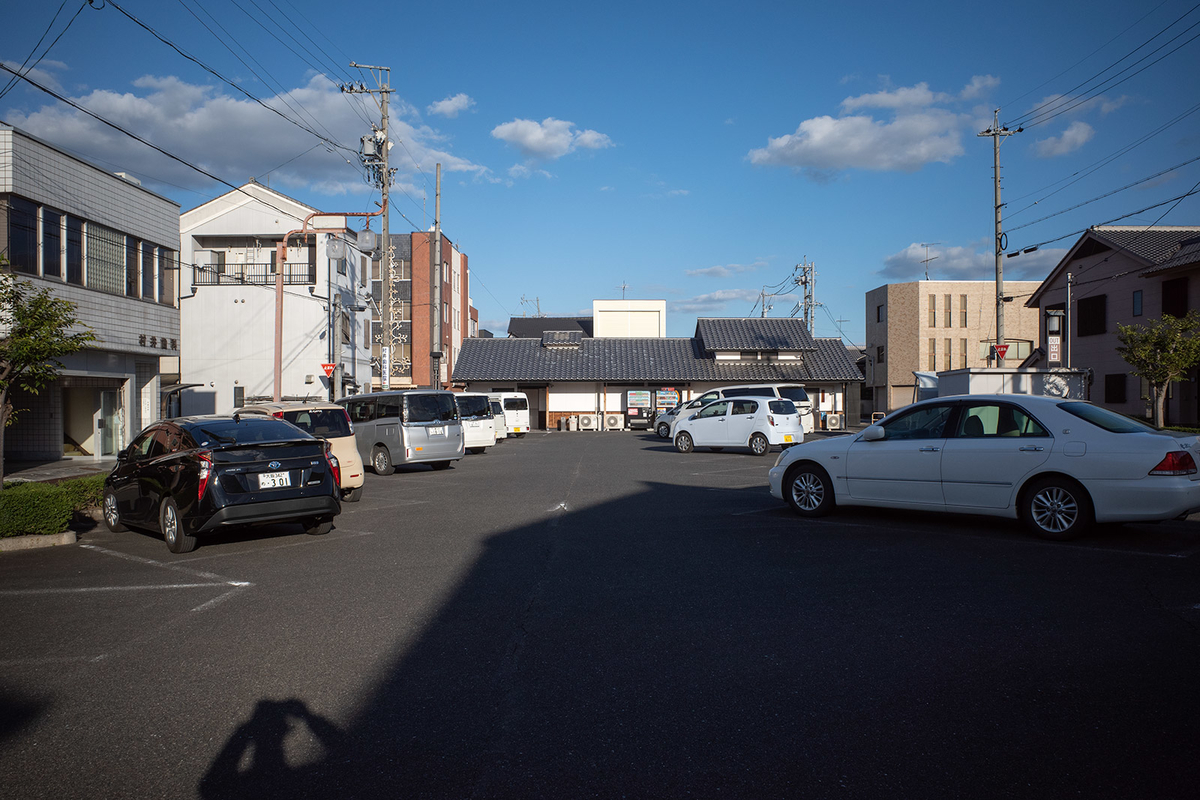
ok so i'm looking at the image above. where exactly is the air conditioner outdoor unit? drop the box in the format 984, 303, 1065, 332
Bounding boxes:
605, 414, 624, 430
826, 413, 843, 430
578, 414, 598, 431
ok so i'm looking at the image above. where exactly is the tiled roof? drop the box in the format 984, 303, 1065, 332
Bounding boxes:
1141, 235, 1200, 276
542, 330, 583, 347
695, 318, 817, 352
507, 317, 593, 337
1089, 226, 1200, 267
452, 336, 863, 384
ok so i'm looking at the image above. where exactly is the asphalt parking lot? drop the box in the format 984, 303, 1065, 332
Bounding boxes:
2, 430, 1200, 798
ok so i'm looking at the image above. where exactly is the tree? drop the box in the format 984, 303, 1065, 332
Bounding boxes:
1116, 309, 1200, 428
0, 266, 97, 488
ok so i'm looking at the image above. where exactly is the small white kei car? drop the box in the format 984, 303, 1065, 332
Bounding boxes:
768, 394, 1200, 539
674, 397, 803, 456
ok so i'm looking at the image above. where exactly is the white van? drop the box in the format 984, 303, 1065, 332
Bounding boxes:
657, 383, 815, 438
455, 392, 497, 454
488, 392, 531, 437
489, 398, 508, 440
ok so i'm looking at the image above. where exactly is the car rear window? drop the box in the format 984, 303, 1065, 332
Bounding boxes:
407, 393, 458, 423
190, 418, 311, 445
1057, 401, 1157, 433
724, 387, 775, 397
769, 400, 797, 414
456, 395, 492, 418
503, 397, 529, 411
283, 409, 352, 438
779, 387, 810, 404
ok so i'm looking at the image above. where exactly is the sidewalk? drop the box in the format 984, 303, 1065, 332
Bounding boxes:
4, 456, 116, 484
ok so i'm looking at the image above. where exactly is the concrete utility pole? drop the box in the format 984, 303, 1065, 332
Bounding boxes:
978, 109, 1020, 367
433, 163, 442, 388
344, 64, 394, 390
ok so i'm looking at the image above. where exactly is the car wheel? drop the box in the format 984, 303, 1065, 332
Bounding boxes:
675, 431, 694, 454
1022, 477, 1093, 540
749, 433, 770, 457
656, 422, 671, 438
342, 485, 363, 503
431, 461, 452, 470
372, 446, 394, 476
785, 463, 834, 517
160, 497, 197, 554
103, 489, 127, 532
305, 517, 333, 536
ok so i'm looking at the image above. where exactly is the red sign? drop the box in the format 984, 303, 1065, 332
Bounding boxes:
321, 363, 336, 377
994, 344, 1010, 359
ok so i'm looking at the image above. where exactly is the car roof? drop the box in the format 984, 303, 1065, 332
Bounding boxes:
240, 401, 344, 413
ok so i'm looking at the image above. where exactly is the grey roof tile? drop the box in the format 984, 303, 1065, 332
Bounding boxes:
695, 317, 817, 352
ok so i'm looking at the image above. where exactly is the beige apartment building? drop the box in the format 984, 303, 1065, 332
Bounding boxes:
864, 280, 1042, 414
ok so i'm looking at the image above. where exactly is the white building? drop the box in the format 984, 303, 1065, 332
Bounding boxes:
177, 181, 374, 413
1, 122, 180, 461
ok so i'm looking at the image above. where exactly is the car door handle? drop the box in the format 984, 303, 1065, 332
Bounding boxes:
1019, 446, 1045, 452
919, 446, 940, 452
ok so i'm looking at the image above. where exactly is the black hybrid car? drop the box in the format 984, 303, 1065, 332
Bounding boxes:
103, 414, 341, 553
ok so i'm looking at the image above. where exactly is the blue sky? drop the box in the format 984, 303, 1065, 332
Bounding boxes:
4, 0, 1199, 340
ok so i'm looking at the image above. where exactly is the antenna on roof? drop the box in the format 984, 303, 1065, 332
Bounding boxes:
617, 280, 628, 299
920, 243, 941, 280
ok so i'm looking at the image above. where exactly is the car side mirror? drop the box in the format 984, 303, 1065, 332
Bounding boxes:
117, 446, 130, 462
862, 426, 885, 442
688, 414, 697, 421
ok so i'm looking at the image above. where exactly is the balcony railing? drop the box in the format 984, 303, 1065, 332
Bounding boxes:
193, 262, 316, 286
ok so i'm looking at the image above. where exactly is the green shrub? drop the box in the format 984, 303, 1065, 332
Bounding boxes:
0, 475, 109, 538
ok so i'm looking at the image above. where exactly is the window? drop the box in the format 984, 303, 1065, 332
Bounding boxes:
126, 239, 139, 297
42, 210, 61, 279
876, 304, 885, 323
928, 338, 936, 371
960, 338, 967, 369
214, 251, 226, 275
141, 242, 155, 297
85, 224, 125, 296
1104, 374, 1127, 404
876, 345, 884, 364
696, 401, 729, 420
1132, 290, 1143, 317
979, 340, 1033, 360
1077, 295, 1106, 337
730, 400, 758, 415
881, 404, 954, 440
960, 295, 968, 327
944, 338, 952, 371
7, 197, 38, 274
66, 217, 83, 285
944, 294, 952, 327
159, 248, 175, 304
406, 393, 455, 423
1162, 278, 1189, 318
337, 257, 347, 275
956, 404, 1048, 437
1058, 401, 1155, 433
928, 295, 937, 328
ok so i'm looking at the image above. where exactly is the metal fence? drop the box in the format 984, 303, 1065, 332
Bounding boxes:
193, 262, 316, 286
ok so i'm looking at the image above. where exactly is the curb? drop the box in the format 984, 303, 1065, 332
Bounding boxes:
0, 531, 78, 552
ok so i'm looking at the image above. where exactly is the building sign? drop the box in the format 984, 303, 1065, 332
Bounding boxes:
1048, 335, 1061, 364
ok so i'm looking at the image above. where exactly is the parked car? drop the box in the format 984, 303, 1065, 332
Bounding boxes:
674, 397, 803, 456
768, 394, 1200, 540
489, 392, 531, 437
338, 390, 465, 474
455, 392, 497, 454
657, 383, 814, 438
103, 414, 341, 553
239, 401, 365, 501
490, 399, 509, 441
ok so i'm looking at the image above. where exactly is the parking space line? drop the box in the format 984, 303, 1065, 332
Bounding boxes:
0, 584, 229, 596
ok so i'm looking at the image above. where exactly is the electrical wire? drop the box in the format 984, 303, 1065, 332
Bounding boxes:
0, 1, 88, 101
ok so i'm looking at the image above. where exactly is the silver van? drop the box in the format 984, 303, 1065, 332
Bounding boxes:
338, 390, 465, 474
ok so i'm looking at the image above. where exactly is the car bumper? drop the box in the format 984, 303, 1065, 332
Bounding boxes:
1088, 477, 1200, 523
768, 465, 786, 501
196, 495, 341, 532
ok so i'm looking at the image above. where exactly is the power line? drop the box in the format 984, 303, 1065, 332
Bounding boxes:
0, 1, 88, 101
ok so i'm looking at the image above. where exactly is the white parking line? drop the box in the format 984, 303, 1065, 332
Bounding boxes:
74, 544, 254, 611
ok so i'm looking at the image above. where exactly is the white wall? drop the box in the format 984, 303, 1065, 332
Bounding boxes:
592, 299, 667, 338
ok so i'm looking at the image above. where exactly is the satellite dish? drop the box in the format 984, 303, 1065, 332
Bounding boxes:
357, 229, 377, 251
327, 236, 346, 260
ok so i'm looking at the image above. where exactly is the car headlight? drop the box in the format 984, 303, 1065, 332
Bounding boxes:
773, 449, 789, 468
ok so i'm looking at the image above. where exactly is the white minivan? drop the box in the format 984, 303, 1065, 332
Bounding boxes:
488, 392, 531, 437
673, 397, 803, 456
657, 383, 815, 438
455, 392, 497, 454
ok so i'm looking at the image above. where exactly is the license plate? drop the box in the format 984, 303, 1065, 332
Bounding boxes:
784, 435, 793, 443
257, 470, 291, 489
429, 426, 445, 436
513, 426, 523, 432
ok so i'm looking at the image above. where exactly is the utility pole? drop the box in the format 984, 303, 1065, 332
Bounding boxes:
433, 163, 442, 388
795, 259, 818, 335
344, 63, 394, 390
978, 109, 1020, 367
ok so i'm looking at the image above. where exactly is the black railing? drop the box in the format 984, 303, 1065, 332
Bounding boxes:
193, 262, 316, 286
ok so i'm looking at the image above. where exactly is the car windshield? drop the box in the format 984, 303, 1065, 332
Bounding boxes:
282, 409, 352, 438
1057, 401, 1158, 433
457, 395, 492, 418
504, 398, 528, 411
192, 418, 309, 445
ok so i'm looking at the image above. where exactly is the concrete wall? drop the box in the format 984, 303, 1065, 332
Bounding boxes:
592, 299, 667, 338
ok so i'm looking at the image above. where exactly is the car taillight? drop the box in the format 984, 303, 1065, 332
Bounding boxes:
1149, 451, 1197, 476
768, 415, 776, 427
197, 451, 213, 499
272, 411, 284, 418
325, 440, 341, 486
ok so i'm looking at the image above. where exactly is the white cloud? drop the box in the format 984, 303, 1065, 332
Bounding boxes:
2, 59, 66, 93
959, 75, 1000, 100
685, 260, 765, 278
427, 93, 475, 118
669, 288, 762, 314
1035, 120, 1095, 158
3, 73, 490, 197
879, 241, 1064, 281
840, 82, 948, 111
491, 117, 612, 160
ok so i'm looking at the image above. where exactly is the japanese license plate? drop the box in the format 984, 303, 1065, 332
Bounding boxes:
429, 426, 445, 436
257, 470, 291, 489
784, 435, 794, 443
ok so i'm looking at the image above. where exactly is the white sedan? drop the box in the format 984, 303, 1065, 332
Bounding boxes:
768, 394, 1200, 539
